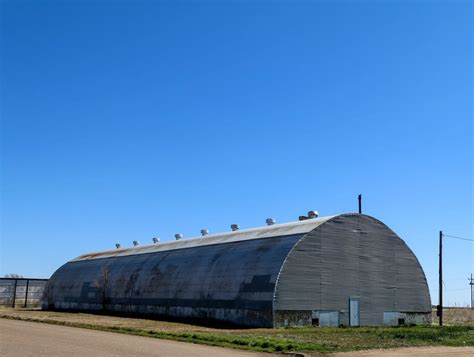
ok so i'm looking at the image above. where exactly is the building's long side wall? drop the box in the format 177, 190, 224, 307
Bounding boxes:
273, 214, 431, 327
44, 234, 302, 327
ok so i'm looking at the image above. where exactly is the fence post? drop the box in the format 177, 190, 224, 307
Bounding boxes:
24, 279, 30, 308
12, 279, 18, 308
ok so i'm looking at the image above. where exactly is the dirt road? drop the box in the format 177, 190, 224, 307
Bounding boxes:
1, 318, 473, 356
332, 346, 474, 356
0, 319, 266, 357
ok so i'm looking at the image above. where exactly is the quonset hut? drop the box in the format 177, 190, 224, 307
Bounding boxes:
43, 213, 431, 327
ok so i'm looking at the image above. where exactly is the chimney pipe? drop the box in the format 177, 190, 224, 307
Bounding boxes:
358, 194, 362, 214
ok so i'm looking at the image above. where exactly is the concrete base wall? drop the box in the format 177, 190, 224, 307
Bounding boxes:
383, 311, 432, 326
274, 310, 431, 327
273, 310, 312, 327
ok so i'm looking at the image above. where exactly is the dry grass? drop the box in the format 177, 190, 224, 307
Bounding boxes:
0, 307, 217, 333
431, 308, 474, 326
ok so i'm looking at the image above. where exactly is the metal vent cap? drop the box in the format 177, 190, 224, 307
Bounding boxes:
265, 218, 276, 226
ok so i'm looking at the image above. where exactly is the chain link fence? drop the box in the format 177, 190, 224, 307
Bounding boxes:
0, 278, 49, 308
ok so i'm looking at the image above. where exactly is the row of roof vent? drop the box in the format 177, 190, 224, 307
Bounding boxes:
114, 211, 319, 249
299, 210, 319, 221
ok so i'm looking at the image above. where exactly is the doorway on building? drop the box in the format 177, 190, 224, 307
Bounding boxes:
349, 297, 360, 326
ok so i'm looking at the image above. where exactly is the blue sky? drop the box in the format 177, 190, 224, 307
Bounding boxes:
1, 0, 472, 306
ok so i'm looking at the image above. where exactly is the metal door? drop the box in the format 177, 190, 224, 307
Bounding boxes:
319, 311, 339, 327
349, 297, 360, 326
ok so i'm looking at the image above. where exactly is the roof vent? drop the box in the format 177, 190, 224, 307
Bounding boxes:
175, 233, 182, 240
133, 240, 140, 246
201, 229, 209, 236
152, 237, 160, 244
231, 224, 239, 231
115, 243, 121, 249
266, 218, 276, 226
308, 210, 319, 219
299, 215, 308, 221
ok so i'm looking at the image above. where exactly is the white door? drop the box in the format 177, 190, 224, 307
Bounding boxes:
349, 297, 360, 326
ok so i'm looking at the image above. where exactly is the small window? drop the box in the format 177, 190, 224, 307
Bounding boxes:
312, 318, 319, 326
398, 318, 405, 326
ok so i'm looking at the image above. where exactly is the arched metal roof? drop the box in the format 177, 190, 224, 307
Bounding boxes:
73, 215, 336, 262
44, 213, 431, 327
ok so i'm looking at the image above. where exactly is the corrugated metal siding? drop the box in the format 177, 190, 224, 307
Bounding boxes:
273, 214, 431, 326
44, 213, 431, 327
45, 234, 303, 327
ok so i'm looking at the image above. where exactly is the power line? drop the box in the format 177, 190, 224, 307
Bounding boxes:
445, 288, 470, 292
443, 234, 474, 242
437, 231, 474, 324
432, 287, 471, 292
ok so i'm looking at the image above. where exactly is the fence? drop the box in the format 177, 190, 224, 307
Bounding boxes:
0, 278, 49, 308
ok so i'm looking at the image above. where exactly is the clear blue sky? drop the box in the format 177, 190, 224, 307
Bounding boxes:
1, 0, 472, 306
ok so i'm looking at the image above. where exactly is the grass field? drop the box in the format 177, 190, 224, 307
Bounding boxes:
1, 308, 473, 355
432, 307, 474, 326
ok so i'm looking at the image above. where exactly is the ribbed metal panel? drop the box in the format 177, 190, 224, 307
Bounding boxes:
44, 234, 303, 327
43, 214, 431, 327
273, 214, 431, 326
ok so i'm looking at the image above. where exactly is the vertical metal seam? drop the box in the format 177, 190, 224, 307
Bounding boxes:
271, 234, 307, 327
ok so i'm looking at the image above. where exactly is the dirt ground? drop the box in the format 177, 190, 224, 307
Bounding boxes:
0, 307, 217, 332
332, 346, 474, 356
0, 319, 266, 357
1, 318, 472, 357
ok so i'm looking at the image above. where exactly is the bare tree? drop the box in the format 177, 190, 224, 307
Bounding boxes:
94, 266, 111, 310
4, 273, 24, 278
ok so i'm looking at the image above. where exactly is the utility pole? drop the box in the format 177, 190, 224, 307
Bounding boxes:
438, 231, 443, 326
469, 274, 474, 309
